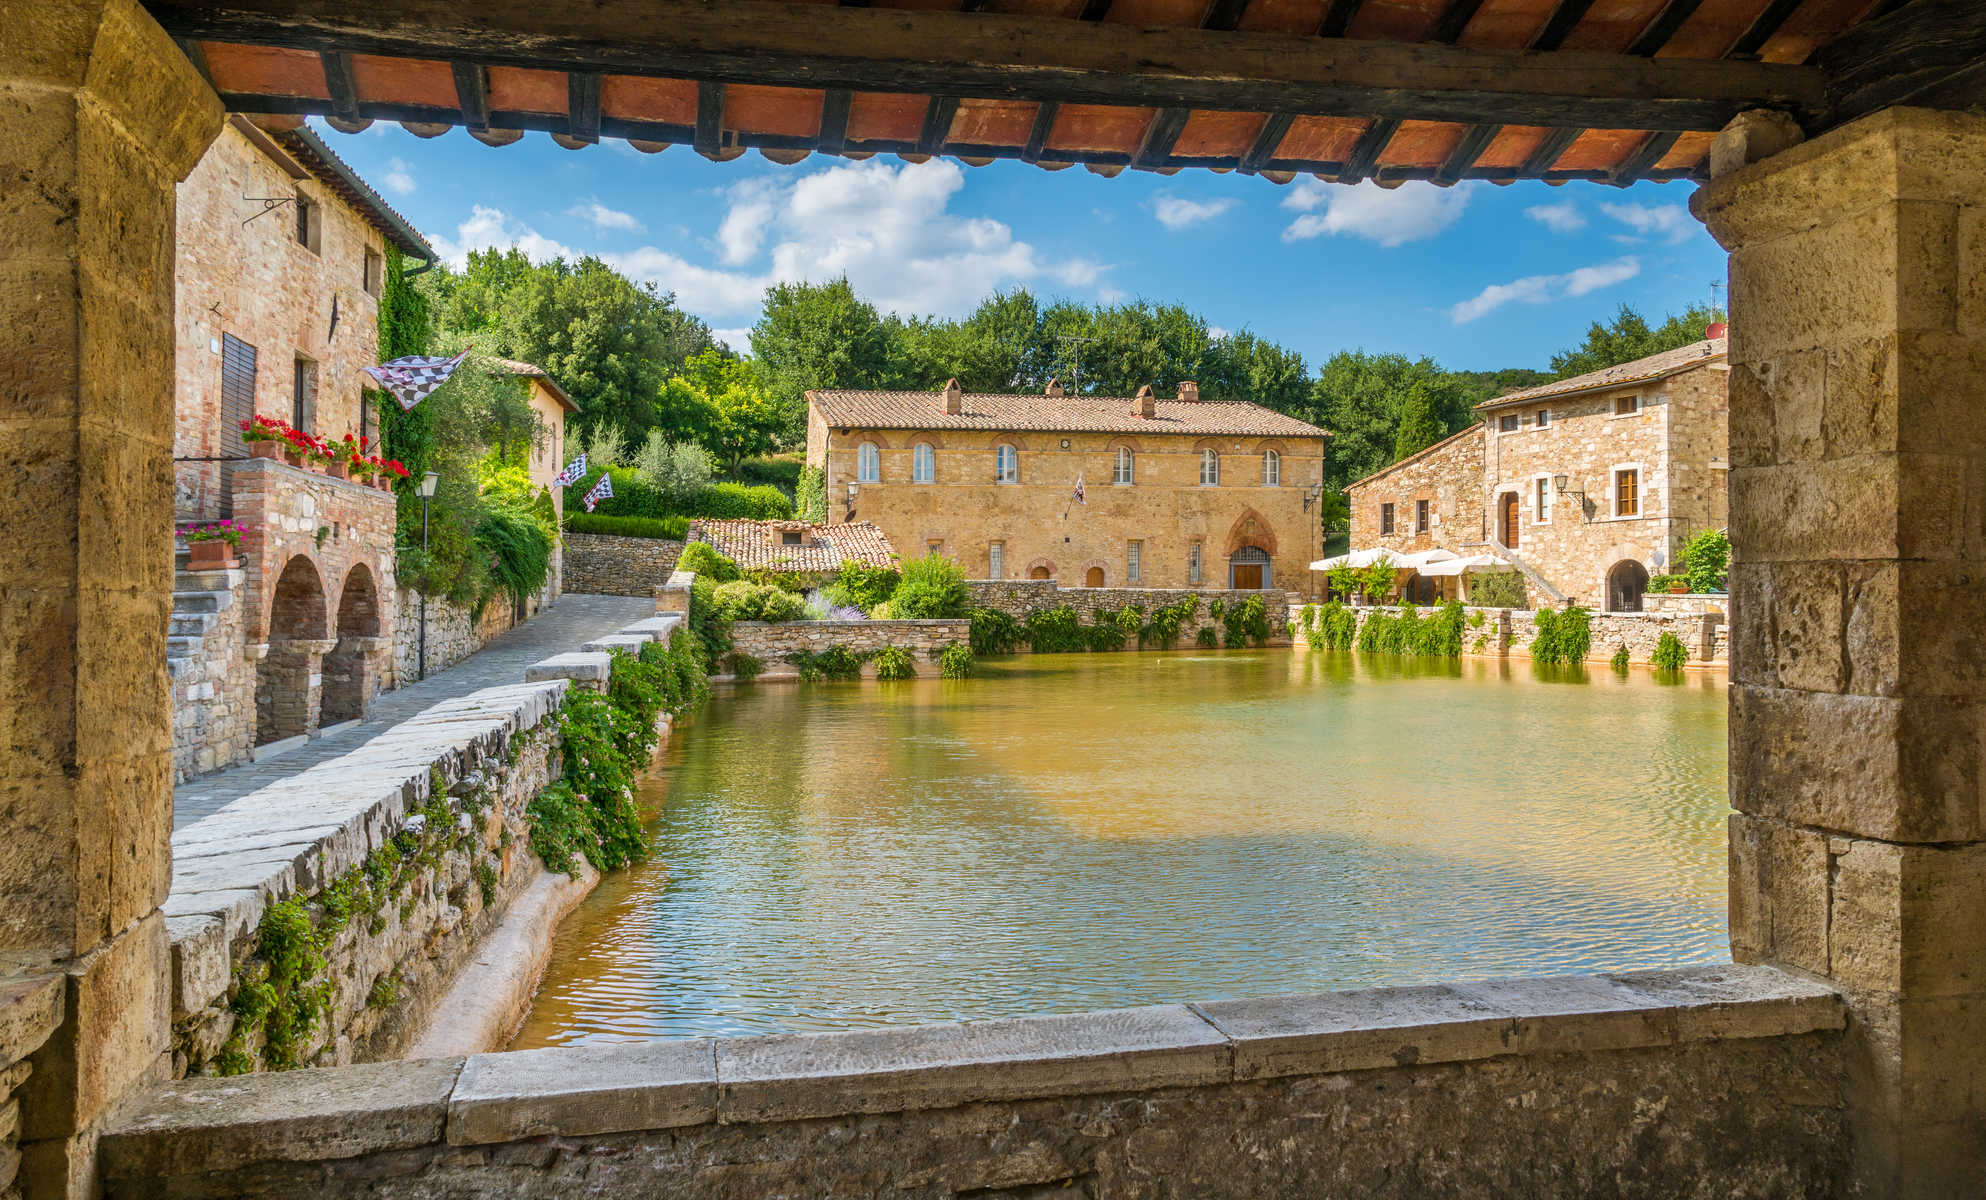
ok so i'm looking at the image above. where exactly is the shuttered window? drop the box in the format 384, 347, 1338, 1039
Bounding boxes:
219, 334, 258, 517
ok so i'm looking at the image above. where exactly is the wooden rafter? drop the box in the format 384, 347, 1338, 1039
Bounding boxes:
567, 72, 601, 143
1627, 0, 1707, 57
1316, 0, 1367, 38
1238, 112, 1293, 174
1432, 122, 1499, 185
817, 89, 852, 153
1610, 129, 1680, 184
318, 49, 358, 120
450, 61, 488, 129
694, 81, 725, 157
1729, 0, 1805, 58
1819, 0, 1986, 124
1520, 126, 1581, 175
1425, 0, 1486, 45
1135, 0, 1253, 173
1022, 102, 1058, 163
917, 96, 959, 155
146, 0, 1825, 133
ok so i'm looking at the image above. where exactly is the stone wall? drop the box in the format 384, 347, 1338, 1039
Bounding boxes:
0, 976, 61, 1200
1644, 591, 1730, 618
390, 589, 525, 688
1348, 423, 1487, 555
967, 578, 1293, 647
725, 619, 970, 679
167, 683, 568, 1077
562, 533, 683, 597
169, 564, 255, 780
1311, 603, 1727, 666
101, 965, 1849, 1198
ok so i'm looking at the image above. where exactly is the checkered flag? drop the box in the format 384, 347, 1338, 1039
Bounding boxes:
552, 453, 587, 489
363, 350, 468, 412
1073, 473, 1086, 505
582, 472, 614, 513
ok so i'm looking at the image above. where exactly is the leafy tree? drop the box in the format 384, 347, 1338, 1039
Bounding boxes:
1549, 303, 1726, 379
1311, 351, 1478, 493
664, 350, 785, 474
749, 278, 895, 439
1392, 382, 1446, 461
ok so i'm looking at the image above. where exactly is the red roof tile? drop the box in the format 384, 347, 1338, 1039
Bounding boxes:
687, 519, 899, 574
809, 388, 1329, 439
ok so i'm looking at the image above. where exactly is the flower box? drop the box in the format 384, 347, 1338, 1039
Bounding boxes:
187, 539, 236, 570
249, 441, 282, 461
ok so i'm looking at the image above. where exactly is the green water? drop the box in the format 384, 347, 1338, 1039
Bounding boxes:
512, 651, 1729, 1047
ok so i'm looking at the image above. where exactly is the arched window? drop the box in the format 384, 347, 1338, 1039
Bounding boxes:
1200, 448, 1220, 486
912, 442, 935, 484
857, 442, 880, 483
1113, 446, 1134, 485
1262, 449, 1280, 486
995, 444, 1018, 484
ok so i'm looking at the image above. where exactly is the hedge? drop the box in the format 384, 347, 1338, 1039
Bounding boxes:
563, 467, 793, 524
561, 513, 690, 540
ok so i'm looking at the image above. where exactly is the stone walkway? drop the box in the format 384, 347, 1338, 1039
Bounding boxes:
173, 594, 653, 829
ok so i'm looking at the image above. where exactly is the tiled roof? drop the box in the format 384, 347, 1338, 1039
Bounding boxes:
272, 125, 434, 260
1475, 338, 1727, 411
491, 358, 579, 412
686, 520, 898, 575
809, 389, 1330, 439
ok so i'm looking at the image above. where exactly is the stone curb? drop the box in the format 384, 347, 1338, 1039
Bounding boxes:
101, 964, 1844, 1176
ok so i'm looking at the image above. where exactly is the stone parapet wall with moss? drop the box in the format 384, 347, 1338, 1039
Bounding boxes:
1315, 603, 1726, 666
562, 533, 685, 598
723, 619, 970, 680
966, 579, 1291, 648
166, 682, 569, 1077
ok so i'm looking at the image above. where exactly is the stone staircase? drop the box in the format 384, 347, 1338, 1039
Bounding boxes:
166, 547, 237, 675
1482, 540, 1569, 606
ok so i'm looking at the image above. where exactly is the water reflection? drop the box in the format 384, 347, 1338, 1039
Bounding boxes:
512, 650, 1729, 1047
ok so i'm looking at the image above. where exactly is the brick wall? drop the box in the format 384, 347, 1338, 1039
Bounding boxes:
966, 579, 1292, 648
562, 533, 684, 597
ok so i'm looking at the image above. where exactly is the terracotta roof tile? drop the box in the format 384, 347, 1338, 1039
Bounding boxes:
1476, 338, 1727, 410
687, 519, 898, 574
490, 358, 579, 411
810, 388, 1330, 439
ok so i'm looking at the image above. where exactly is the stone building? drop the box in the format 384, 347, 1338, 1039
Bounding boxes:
807, 379, 1330, 597
1344, 338, 1729, 611
493, 357, 579, 598
168, 116, 434, 779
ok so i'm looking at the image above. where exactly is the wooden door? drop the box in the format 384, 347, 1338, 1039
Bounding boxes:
1232, 564, 1264, 590
1500, 492, 1519, 549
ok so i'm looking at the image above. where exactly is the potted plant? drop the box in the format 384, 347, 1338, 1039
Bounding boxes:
300, 432, 335, 474
376, 458, 410, 491
278, 427, 311, 468
239, 415, 287, 460
178, 519, 244, 570
333, 433, 372, 481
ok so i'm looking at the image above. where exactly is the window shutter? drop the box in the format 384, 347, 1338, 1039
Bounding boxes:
219, 334, 258, 518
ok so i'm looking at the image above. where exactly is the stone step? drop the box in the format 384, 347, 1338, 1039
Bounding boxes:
170, 612, 217, 638
166, 635, 204, 660
171, 590, 232, 615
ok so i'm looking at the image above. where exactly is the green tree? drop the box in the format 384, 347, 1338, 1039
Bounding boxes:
750, 278, 895, 439
1392, 382, 1446, 461
1311, 351, 1477, 493
664, 350, 785, 474
1549, 303, 1726, 379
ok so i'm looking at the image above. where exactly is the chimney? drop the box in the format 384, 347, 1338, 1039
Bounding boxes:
1044, 376, 1065, 398
1176, 380, 1199, 403
942, 378, 963, 415
1135, 384, 1156, 419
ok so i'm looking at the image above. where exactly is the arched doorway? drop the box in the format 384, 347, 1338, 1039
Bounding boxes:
1498, 491, 1520, 549
256, 555, 328, 745
321, 564, 380, 726
1608, 559, 1650, 613
1083, 566, 1105, 588
1406, 574, 1438, 606
1229, 545, 1271, 590
1029, 565, 1052, 580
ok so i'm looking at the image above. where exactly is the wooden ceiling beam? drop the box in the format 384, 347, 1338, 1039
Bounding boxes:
1818, 0, 1986, 125
1076, 0, 1113, 20
1609, 128, 1679, 184
917, 96, 959, 155
1336, 116, 1397, 183
1626, 0, 1705, 57
1424, 0, 1485, 46
450, 61, 489, 129
1201, 0, 1251, 33
1315, 0, 1366, 38
1238, 111, 1293, 173
1519, 126, 1581, 174
318, 50, 358, 121
567, 71, 601, 143
1728, 0, 1804, 59
145, 0, 1825, 133
1134, 106, 1190, 168
817, 89, 852, 153
695, 81, 725, 157
1022, 101, 1058, 163
1533, 0, 1599, 53
1432, 121, 1498, 184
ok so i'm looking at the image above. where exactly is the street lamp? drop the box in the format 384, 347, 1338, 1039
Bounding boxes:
417, 470, 439, 680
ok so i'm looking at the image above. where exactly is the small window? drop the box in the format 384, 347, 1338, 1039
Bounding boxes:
1498, 413, 1519, 432
926, 539, 945, 555
1380, 502, 1395, 535
292, 355, 317, 433
1536, 408, 1550, 428
1415, 498, 1429, 533
781, 530, 803, 546
1113, 446, 1134, 485
1262, 449, 1280, 486
988, 541, 1004, 580
1188, 542, 1202, 584
1199, 449, 1220, 486
294, 194, 321, 254
857, 442, 880, 483
363, 246, 384, 297
1614, 395, 1639, 416
995, 444, 1018, 484
1615, 469, 1640, 517
913, 442, 934, 484
1127, 540, 1142, 584
1535, 478, 1550, 523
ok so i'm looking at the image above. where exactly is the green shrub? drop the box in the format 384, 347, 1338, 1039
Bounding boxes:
1139, 596, 1199, 647
721, 651, 764, 681
563, 512, 691, 540
870, 600, 894, 620
1086, 608, 1131, 652
688, 574, 732, 663
826, 560, 901, 614
1468, 571, 1527, 609
1611, 643, 1631, 673
796, 465, 827, 523
969, 607, 1025, 655
1024, 605, 1086, 653
1648, 573, 1688, 593
790, 646, 867, 681
1682, 528, 1730, 594
1652, 631, 1689, 671
1305, 601, 1358, 651
566, 468, 793, 524
874, 645, 917, 680
1354, 602, 1464, 658
1195, 627, 1218, 648
711, 580, 808, 623
692, 481, 793, 520
1223, 595, 1272, 647
677, 540, 741, 582
1529, 605, 1593, 667
938, 643, 975, 679
891, 552, 970, 619
474, 503, 554, 611
732, 456, 803, 492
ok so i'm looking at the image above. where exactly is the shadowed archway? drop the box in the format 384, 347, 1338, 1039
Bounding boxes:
321, 563, 381, 726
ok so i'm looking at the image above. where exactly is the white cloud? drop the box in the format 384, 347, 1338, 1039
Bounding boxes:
382, 157, 415, 195
1449, 257, 1641, 324
709, 327, 754, 352
600, 247, 768, 317
430, 205, 575, 267
567, 199, 644, 234
1601, 202, 1695, 245
1209, 325, 1231, 339
1280, 180, 1473, 247
1150, 193, 1236, 231
1525, 201, 1585, 234
715, 179, 779, 265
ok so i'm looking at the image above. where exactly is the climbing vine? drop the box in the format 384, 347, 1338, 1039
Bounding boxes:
874, 645, 917, 680
1530, 605, 1593, 667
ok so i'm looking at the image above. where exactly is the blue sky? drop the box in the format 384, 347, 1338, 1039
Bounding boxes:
326, 119, 1726, 374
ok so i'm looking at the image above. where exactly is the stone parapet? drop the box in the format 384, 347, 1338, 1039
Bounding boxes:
100, 964, 1847, 1197
561, 533, 684, 598
1308, 603, 1727, 666
966, 579, 1292, 648
655, 570, 694, 614
725, 620, 969, 679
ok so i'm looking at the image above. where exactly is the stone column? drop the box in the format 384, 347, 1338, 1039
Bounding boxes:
1695, 106, 1986, 1197
0, 2, 219, 1192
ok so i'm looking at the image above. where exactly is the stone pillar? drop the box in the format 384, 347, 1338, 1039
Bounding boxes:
0, 2, 219, 1192
1695, 106, 1986, 1197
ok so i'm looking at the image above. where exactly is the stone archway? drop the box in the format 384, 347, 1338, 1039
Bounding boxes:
256, 555, 331, 745
1607, 559, 1650, 613
321, 564, 381, 726
1229, 545, 1272, 590
1026, 558, 1055, 580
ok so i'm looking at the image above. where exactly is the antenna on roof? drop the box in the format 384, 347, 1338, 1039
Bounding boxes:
1055, 335, 1096, 395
